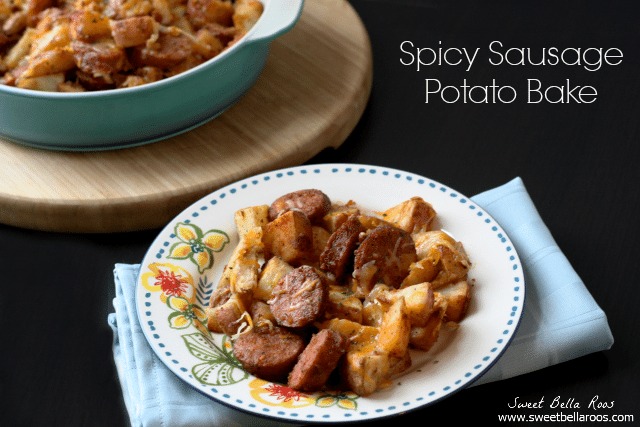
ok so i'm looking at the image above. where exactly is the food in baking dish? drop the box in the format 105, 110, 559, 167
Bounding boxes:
0, 0, 262, 91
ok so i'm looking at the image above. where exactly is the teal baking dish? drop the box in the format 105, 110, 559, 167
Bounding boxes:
0, 0, 303, 151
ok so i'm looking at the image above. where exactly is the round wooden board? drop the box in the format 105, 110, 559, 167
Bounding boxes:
0, 0, 372, 233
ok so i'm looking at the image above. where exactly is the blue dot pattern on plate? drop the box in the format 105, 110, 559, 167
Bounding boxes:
142, 164, 525, 422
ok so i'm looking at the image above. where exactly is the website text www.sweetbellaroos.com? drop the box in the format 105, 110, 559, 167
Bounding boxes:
497, 396, 634, 423
498, 413, 634, 423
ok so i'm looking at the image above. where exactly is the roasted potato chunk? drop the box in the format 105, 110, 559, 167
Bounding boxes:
254, 256, 293, 302
437, 280, 471, 322
341, 350, 388, 397
409, 295, 447, 351
387, 351, 412, 378
413, 230, 456, 259
383, 197, 436, 234
361, 302, 384, 327
363, 282, 434, 327
110, 16, 156, 48
412, 230, 471, 288
71, 10, 112, 42
392, 283, 434, 327
16, 72, 64, 90
322, 318, 386, 396
249, 300, 276, 328
401, 257, 439, 288
311, 225, 331, 266
232, 0, 263, 34
325, 286, 363, 323
320, 318, 378, 344
357, 214, 392, 231
377, 297, 410, 358
219, 226, 263, 296
21, 49, 75, 78
262, 210, 314, 266
234, 204, 269, 239
4, 28, 35, 69
322, 202, 360, 232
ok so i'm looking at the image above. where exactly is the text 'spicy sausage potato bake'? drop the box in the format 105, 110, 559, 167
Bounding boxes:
206, 189, 474, 396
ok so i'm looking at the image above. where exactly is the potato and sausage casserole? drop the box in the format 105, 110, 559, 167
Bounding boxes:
0, 0, 262, 91
207, 189, 474, 396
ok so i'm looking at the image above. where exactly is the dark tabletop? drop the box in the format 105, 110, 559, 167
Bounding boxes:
3, 0, 640, 425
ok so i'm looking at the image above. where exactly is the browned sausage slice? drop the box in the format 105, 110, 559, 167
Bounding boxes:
268, 189, 331, 223
319, 215, 362, 281
208, 280, 231, 308
353, 225, 417, 290
130, 33, 192, 68
288, 329, 348, 391
206, 279, 248, 334
232, 326, 305, 382
270, 265, 327, 328
72, 40, 126, 76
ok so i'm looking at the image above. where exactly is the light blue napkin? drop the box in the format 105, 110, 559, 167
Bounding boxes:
108, 177, 613, 425
470, 177, 613, 384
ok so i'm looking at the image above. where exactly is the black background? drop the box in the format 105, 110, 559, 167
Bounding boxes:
2, 0, 640, 425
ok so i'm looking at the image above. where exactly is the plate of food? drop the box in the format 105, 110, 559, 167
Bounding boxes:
136, 163, 525, 423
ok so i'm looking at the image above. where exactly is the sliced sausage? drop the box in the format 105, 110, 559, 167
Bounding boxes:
232, 326, 305, 382
270, 265, 327, 328
72, 40, 126, 77
353, 225, 417, 290
129, 32, 191, 68
75, 70, 116, 90
208, 279, 231, 308
268, 189, 331, 224
206, 288, 247, 335
311, 226, 331, 266
201, 22, 236, 45
22, 49, 76, 79
319, 215, 362, 281
288, 329, 348, 391
208, 298, 244, 334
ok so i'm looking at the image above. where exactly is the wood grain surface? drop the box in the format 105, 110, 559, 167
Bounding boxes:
0, 0, 372, 233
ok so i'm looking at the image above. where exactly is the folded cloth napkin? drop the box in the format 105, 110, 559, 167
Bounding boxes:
108, 177, 614, 426
469, 177, 613, 384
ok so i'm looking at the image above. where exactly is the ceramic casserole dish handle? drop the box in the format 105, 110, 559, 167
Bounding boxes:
246, 0, 305, 43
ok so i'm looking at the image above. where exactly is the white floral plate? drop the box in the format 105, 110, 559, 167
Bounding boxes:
136, 163, 525, 423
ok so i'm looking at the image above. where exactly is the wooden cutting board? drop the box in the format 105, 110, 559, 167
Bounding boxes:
0, 0, 372, 233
